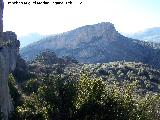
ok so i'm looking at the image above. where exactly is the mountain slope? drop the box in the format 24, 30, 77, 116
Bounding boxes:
20, 22, 160, 68
127, 27, 160, 43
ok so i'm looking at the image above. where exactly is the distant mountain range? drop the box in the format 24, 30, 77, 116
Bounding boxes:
127, 27, 160, 43
18, 33, 44, 48
20, 22, 160, 68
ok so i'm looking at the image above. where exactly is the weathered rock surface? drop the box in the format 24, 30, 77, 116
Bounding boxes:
0, 0, 20, 119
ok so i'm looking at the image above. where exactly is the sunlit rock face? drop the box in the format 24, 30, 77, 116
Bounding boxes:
0, 0, 20, 119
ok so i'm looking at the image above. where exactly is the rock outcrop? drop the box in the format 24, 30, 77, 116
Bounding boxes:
0, 0, 20, 119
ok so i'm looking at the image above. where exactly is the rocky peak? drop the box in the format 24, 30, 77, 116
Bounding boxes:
72, 22, 118, 42
75, 22, 116, 32
93, 22, 116, 31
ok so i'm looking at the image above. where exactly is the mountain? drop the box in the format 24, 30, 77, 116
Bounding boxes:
18, 33, 43, 48
20, 22, 160, 68
127, 27, 160, 43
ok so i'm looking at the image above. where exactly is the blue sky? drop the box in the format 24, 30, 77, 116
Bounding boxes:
3, 0, 160, 37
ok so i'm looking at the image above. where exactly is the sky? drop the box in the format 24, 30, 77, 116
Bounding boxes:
3, 0, 160, 37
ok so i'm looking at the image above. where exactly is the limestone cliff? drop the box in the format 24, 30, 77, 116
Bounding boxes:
0, 0, 20, 119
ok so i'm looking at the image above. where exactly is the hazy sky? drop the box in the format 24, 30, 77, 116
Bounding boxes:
3, 0, 160, 37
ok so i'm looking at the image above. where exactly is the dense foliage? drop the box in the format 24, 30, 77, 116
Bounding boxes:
82, 61, 160, 93
8, 52, 160, 120
10, 71, 160, 120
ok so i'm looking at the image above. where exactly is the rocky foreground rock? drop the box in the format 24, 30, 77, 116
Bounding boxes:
0, 0, 20, 119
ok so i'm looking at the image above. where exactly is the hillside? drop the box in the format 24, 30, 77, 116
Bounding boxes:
128, 27, 160, 43
20, 22, 160, 68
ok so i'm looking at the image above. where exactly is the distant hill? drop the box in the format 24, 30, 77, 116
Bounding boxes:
127, 27, 160, 43
18, 33, 44, 48
20, 22, 160, 68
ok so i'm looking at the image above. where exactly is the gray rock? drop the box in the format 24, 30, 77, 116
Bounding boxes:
0, 0, 20, 119
0, 39, 19, 119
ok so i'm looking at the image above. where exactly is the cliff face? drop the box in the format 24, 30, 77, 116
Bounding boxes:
0, 0, 20, 119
